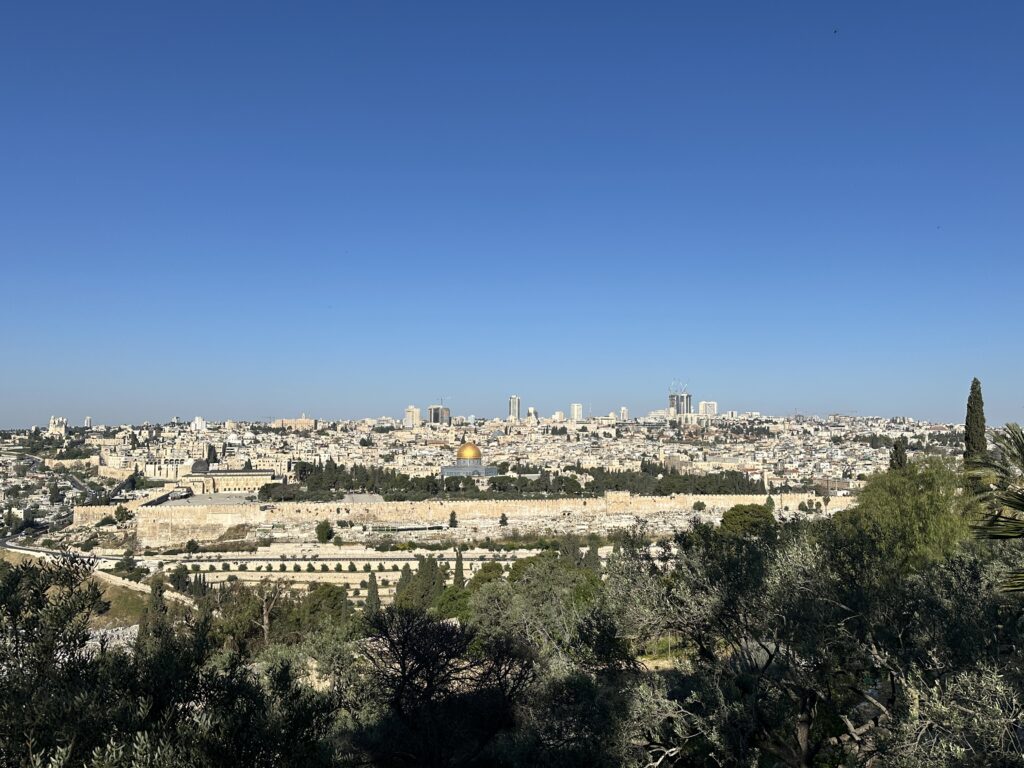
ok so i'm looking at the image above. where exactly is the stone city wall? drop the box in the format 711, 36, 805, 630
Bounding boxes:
98, 464, 138, 481
44, 456, 101, 470
75, 491, 855, 547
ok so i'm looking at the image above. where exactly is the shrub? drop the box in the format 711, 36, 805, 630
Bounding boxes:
315, 519, 334, 543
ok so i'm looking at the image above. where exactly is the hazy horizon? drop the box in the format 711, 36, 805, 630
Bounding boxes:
0, 384, 1007, 431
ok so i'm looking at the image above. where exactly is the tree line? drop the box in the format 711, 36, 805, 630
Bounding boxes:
258, 459, 764, 502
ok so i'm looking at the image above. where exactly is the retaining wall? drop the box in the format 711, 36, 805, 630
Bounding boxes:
75, 491, 854, 547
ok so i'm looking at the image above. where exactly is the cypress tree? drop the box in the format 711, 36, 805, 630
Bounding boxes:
965, 377, 987, 463
365, 573, 380, 615
453, 549, 465, 589
583, 541, 601, 573
395, 563, 412, 602
889, 437, 909, 470
338, 583, 351, 624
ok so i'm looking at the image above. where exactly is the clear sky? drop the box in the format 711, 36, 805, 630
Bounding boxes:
1, 2, 1021, 428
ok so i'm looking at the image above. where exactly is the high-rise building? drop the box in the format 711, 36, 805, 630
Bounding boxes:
403, 405, 421, 429
508, 394, 521, 423
570, 403, 584, 422
427, 405, 451, 426
698, 401, 718, 417
619, 406, 629, 422
552, 410, 565, 422
526, 406, 539, 424
84, 416, 92, 428
669, 392, 692, 416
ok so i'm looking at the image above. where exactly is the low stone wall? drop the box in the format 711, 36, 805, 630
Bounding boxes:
76, 491, 854, 548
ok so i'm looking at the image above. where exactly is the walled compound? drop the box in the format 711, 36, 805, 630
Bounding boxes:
74, 490, 854, 548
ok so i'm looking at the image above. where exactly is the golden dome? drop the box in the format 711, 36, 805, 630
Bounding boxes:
456, 442, 482, 460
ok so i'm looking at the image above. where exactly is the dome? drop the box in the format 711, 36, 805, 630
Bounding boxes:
456, 442, 482, 460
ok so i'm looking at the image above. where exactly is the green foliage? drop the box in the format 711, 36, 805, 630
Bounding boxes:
365, 573, 380, 615
971, 423, 1024, 588
833, 457, 968, 576
719, 502, 776, 538
890, 435, 910, 469
453, 548, 465, 589
393, 556, 445, 612
582, 540, 601, 572
315, 519, 334, 543
965, 376, 987, 462
8, 448, 1024, 768
587, 466, 766, 496
259, 460, 764, 502
357, 608, 536, 766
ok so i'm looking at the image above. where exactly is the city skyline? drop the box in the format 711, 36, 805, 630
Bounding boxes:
2, 380, 1004, 431
2, 3, 1022, 428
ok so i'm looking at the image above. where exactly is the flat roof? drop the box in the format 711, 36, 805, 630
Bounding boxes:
161, 493, 254, 506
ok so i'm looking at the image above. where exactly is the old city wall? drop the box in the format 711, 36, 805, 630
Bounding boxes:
73, 492, 856, 548
44, 456, 101, 470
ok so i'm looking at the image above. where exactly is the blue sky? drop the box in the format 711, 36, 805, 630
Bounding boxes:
1, 2, 1021, 427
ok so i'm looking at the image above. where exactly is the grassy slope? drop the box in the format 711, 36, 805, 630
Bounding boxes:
1, 546, 151, 629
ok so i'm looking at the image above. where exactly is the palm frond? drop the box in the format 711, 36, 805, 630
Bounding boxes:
968, 423, 1024, 480
973, 511, 1024, 540
996, 570, 1024, 593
